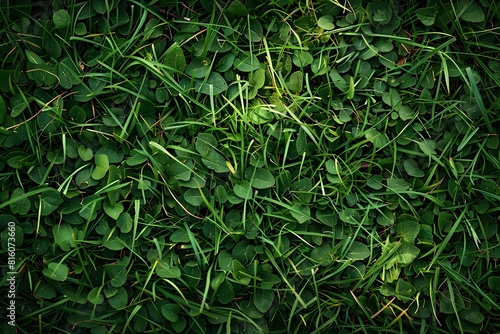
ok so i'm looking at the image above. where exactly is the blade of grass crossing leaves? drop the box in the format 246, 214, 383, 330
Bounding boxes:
264, 248, 306, 308
446, 279, 464, 333
466, 67, 493, 133
426, 209, 467, 270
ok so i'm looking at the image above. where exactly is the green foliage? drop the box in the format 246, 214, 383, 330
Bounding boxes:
1, 0, 500, 333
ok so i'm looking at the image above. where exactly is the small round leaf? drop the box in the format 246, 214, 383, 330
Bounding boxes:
53, 10, 71, 29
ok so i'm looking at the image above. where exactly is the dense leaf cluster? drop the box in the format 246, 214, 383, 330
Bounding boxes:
1, 0, 499, 333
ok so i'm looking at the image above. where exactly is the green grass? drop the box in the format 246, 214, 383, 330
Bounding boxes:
0, 0, 500, 333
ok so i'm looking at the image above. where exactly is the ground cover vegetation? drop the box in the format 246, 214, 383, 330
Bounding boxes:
0, 0, 499, 333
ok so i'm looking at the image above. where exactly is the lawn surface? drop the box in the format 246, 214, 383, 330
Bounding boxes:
1, 0, 500, 333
